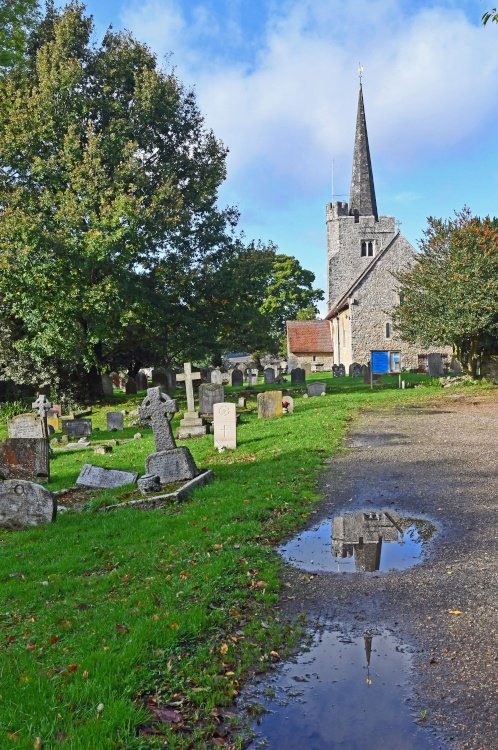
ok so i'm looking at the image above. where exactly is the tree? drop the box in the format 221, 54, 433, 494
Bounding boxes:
0, 0, 38, 71
392, 209, 498, 376
0, 2, 237, 398
482, 8, 498, 25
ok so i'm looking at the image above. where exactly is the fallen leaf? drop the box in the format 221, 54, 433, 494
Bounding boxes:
115, 624, 129, 633
47, 635, 59, 645
33, 738, 42, 749
170, 622, 179, 629
448, 610, 463, 616
67, 664, 78, 673
219, 643, 229, 655
147, 704, 183, 724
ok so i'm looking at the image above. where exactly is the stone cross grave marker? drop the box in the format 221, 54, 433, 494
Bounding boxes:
138, 387, 177, 452
213, 402, 236, 450
32, 394, 52, 438
176, 362, 206, 438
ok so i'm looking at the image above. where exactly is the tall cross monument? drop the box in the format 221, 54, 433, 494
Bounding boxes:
176, 362, 207, 439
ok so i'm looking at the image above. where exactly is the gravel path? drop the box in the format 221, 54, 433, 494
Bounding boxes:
279, 392, 498, 750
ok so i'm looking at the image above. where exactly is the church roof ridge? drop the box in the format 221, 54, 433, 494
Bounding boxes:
349, 84, 378, 221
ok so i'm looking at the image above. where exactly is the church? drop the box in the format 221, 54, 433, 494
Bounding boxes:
287, 84, 449, 372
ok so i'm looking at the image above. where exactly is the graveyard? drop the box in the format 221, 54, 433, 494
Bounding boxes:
1, 370, 495, 748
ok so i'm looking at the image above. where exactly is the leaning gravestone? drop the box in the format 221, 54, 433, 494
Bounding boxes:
101, 374, 113, 397
76, 464, 138, 489
0, 480, 56, 529
213, 402, 236, 450
0, 439, 50, 481
291, 367, 305, 384
139, 387, 199, 484
257, 391, 283, 419
231, 368, 243, 387
199, 383, 224, 416
349, 362, 362, 377
62, 419, 92, 437
106, 412, 124, 431
136, 371, 148, 391
8, 414, 45, 439
307, 382, 326, 396
428, 353, 444, 377
264, 368, 275, 384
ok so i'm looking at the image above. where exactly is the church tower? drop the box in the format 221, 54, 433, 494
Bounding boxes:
326, 84, 396, 312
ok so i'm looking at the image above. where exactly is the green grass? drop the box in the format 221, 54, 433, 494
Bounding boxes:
0, 375, 491, 748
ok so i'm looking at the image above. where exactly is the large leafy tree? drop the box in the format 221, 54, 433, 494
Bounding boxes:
392, 209, 498, 376
0, 2, 238, 397
0, 0, 38, 71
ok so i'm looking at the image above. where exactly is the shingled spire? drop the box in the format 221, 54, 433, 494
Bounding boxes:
349, 85, 378, 221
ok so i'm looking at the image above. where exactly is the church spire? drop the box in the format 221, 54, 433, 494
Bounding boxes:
349, 84, 378, 221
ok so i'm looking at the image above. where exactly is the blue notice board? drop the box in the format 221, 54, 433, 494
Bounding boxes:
371, 350, 390, 374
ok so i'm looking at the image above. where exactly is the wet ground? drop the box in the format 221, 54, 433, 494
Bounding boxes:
244, 394, 498, 750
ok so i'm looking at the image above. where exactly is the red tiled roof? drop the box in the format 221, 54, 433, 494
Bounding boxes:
286, 320, 333, 354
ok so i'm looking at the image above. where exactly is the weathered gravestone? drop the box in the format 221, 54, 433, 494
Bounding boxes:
246, 369, 258, 386
101, 374, 113, 396
152, 367, 169, 389
76, 464, 138, 489
291, 367, 305, 384
238, 396, 246, 408
8, 414, 45, 439
199, 383, 224, 416
106, 412, 124, 431
32, 394, 52, 437
0, 480, 56, 529
257, 391, 283, 419
231, 368, 243, 387
210, 368, 223, 385
349, 362, 362, 377
136, 371, 148, 391
264, 368, 275, 384
62, 419, 92, 437
176, 363, 206, 438
0, 439, 50, 481
282, 395, 294, 413
337, 364, 346, 377
428, 353, 444, 377
307, 382, 326, 396
213, 402, 237, 450
303, 363, 312, 376
138, 386, 199, 484
361, 364, 370, 383
125, 376, 138, 394
165, 369, 177, 393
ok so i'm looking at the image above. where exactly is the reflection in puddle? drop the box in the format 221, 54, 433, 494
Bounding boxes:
279, 512, 435, 573
247, 630, 444, 750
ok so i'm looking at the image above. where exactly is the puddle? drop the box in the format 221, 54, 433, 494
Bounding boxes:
246, 629, 444, 750
279, 512, 435, 573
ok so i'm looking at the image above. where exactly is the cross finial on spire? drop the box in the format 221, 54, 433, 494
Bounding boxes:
358, 62, 364, 84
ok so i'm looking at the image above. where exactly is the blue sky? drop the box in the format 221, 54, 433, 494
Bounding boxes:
59, 1, 498, 310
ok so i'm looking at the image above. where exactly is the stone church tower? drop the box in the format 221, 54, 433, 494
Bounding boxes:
325, 84, 449, 370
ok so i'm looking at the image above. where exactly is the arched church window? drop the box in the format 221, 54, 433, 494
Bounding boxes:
367, 241, 374, 256
361, 241, 367, 257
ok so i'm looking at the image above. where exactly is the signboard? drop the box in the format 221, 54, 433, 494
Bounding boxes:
370, 350, 402, 388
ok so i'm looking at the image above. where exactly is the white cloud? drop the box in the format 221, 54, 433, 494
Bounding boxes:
121, 0, 498, 202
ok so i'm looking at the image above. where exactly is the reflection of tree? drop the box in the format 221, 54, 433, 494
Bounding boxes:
403, 518, 436, 543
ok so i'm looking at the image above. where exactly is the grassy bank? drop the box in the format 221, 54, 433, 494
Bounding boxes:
0, 376, 487, 748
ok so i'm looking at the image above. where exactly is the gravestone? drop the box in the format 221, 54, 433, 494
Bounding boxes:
32, 394, 52, 438
76, 464, 138, 489
349, 362, 362, 377
165, 369, 177, 393
152, 367, 169, 389
136, 372, 148, 391
176, 363, 206, 438
307, 382, 326, 396
332, 365, 339, 377
139, 387, 199, 484
0, 480, 56, 529
238, 396, 246, 408
46, 409, 59, 434
101, 374, 113, 396
213, 403, 236, 450
246, 369, 258, 386
231, 368, 243, 387
303, 363, 312, 376
199, 383, 224, 416
428, 353, 444, 377
282, 395, 294, 413
257, 391, 283, 419
291, 367, 305, 384
8, 414, 45, 439
450, 357, 463, 375
62, 419, 92, 437
361, 364, 370, 383
106, 412, 124, 431
0, 439, 50, 481
337, 364, 346, 377
264, 368, 275, 384
210, 368, 223, 385
125, 376, 138, 394
110, 372, 120, 387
